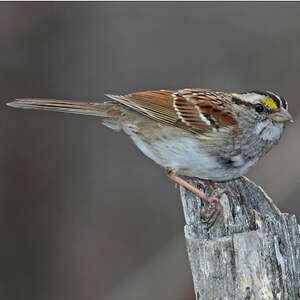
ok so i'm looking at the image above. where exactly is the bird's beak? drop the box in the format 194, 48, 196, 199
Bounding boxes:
269, 108, 294, 123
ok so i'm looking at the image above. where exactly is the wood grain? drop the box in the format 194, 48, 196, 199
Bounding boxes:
179, 176, 300, 300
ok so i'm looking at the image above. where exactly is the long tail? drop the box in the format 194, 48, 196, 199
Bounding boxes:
6, 98, 119, 117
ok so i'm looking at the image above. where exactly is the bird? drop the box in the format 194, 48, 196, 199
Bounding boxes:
7, 88, 293, 225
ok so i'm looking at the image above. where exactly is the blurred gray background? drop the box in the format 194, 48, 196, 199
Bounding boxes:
1, 2, 300, 300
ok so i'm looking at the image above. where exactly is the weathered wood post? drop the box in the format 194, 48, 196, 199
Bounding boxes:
179, 176, 300, 300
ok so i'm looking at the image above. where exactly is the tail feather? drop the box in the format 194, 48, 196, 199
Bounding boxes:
6, 98, 119, 117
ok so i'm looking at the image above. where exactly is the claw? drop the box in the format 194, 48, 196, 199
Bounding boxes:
200, 188, 225, 227
200, 195, 222, 226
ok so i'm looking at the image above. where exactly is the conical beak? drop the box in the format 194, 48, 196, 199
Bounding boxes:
269, 108, 293, 123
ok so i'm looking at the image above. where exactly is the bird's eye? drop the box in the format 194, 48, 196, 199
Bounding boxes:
255, 103, 264, 113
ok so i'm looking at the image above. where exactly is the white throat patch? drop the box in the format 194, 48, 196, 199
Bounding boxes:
255, 121, 283, 141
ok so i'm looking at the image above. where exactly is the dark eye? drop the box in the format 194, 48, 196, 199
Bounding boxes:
255, 103, 264, 113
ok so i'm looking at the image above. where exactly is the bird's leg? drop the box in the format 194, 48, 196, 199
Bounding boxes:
165, 169, 225, 226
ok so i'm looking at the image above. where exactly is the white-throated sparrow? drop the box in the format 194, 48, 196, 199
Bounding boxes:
7, 88, 293, 224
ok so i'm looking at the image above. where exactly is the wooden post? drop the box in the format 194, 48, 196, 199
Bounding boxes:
179, 176, 300, 300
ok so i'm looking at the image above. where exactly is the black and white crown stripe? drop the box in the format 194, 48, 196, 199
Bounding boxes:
244, 90, 288, 110
266, 91, 288, 110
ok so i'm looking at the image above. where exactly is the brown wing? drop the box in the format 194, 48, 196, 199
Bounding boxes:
106, 90, 179, 127
106, 89, 237, 134
173, 89, 237, 132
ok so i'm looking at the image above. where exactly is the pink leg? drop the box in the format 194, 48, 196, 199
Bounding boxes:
165, 169, 225, 226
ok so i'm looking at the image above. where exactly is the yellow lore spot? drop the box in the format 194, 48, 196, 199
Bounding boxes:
260, 98, 278, 110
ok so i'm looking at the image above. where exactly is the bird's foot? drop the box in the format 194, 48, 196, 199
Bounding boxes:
199, 184, 225, 226
165, 169, 225, 227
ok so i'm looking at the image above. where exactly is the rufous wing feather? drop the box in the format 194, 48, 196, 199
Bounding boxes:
173, 89, 237, 132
